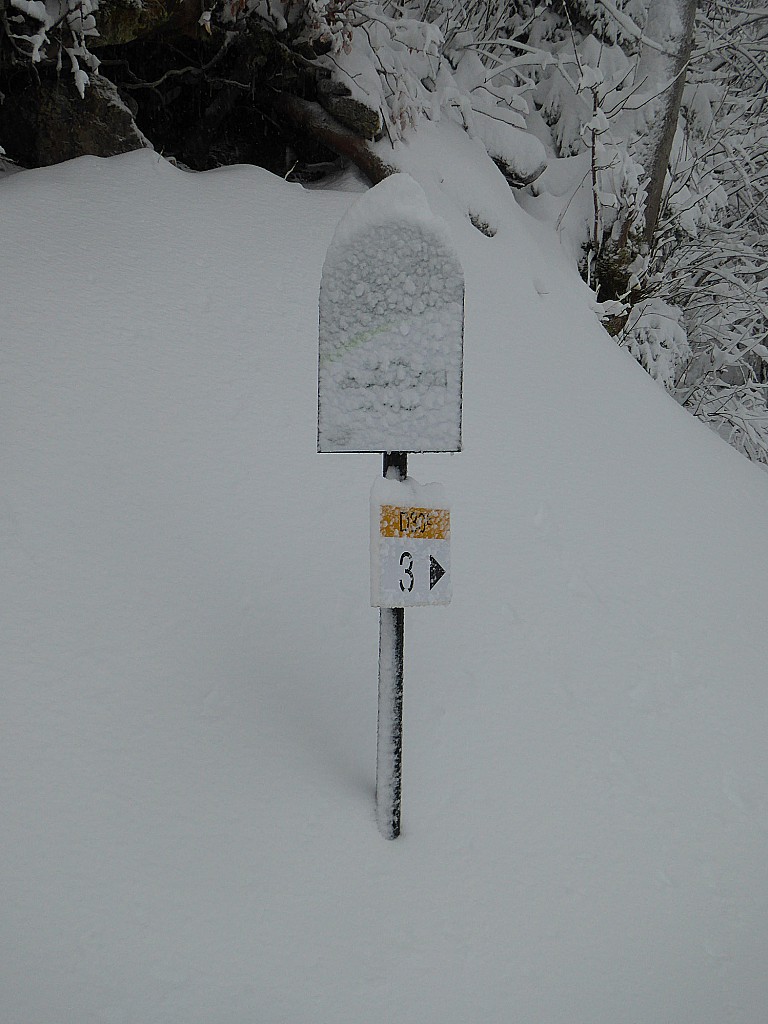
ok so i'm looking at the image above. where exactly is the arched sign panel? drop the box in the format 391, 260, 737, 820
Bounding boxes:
318, 175, 464, 453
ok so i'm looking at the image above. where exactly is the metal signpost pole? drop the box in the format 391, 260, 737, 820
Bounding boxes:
317, 175, 464, 840
377, 451, 407, 839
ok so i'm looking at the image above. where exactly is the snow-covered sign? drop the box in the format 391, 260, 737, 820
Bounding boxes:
371, 477, 451, 607
318, 174, 464, 453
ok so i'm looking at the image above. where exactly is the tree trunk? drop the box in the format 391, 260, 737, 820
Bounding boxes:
634, 0, 697, 247
267, 93, 395, 185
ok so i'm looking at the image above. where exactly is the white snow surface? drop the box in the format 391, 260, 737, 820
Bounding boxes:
3, 126, 768, 1023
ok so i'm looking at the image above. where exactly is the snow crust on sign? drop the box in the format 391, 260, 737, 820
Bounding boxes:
318, 173, 464, 452
371, 473, 450, 511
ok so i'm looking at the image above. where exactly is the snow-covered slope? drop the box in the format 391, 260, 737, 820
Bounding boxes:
3, 127, 768, 1023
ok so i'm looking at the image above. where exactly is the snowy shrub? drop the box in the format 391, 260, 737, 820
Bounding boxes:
525, 22, 650, 294
566, 0, 650, 46
514, 0, 768, 463
619, 296, 690, 390
638, 1, 768, 461
658, 232, 768, 462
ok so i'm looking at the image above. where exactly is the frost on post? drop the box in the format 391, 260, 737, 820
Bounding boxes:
318, 174, 464, 453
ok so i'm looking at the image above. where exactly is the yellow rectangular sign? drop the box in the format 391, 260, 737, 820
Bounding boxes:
380, 505, 450, 541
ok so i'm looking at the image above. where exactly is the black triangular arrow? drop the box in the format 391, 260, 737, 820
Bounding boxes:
429, 555, 446, 590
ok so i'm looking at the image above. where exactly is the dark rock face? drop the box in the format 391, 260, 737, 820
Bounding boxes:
0, 72, 147, 167
0, 4, 378, 181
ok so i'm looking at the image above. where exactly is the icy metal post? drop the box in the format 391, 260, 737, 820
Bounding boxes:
377, 451, 407, 839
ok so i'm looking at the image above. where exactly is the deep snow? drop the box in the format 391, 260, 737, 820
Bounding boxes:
3, 123, 768, 1023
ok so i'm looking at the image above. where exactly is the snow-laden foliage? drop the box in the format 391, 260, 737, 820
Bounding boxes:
620, 295, 690, 389
227, 0, 355, 55
566, 0, 650, 46
650, 230, 768, 463
4, 0, 100, 95
503, 0, 768, 463
618, 1, 768, 462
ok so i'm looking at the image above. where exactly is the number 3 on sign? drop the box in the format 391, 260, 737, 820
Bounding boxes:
399, 551, 414, 593
371, 491, 452, 607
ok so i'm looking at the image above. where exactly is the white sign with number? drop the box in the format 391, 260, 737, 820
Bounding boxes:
371, 477, 451, 608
